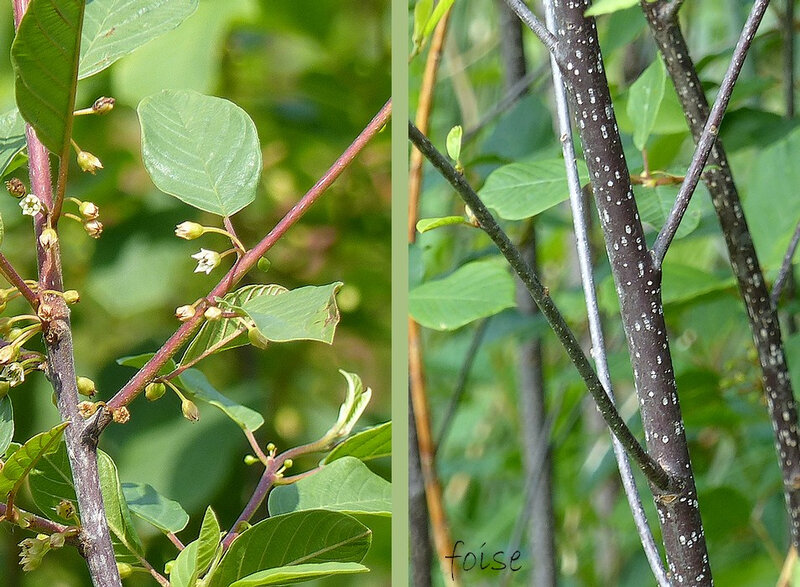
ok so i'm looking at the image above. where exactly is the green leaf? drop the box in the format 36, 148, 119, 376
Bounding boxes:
661, 264, 735, 305
182, 284, 287, 365
627, 57, 667, 151
206, 511, 371, 587
446, 125, 463, 163
416, 216, 469, 233
10, 0, 84, 155
412, 0, 433, 50
0, 396, 12, 457
0, 109, 26, 177
196, 507, 222, 578
324, 422, 391, 464
170, 540, 201, 587
479, 159, 590, 220
180, 368, 264, 432
409, 257, 516, 330
0, 422, 68, 499
240, 283, 343, 344
230, 562, 369, 586
79, 0, 198, 79
585, 0, 640, 16
121, 483, 189, 534
744, 125, 800, 269
269, 457, 391, 517
98, 451, 146, 562
29, 443, 145, 562
138, 89, 263, 216
422, 0, 455, 37
635, 183, 702, 240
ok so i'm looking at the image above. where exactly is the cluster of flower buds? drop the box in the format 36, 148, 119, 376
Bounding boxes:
64, 197, 103, 238
5, 178, 25, 198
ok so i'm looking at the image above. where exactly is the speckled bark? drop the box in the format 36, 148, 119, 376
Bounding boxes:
642, 1, 800, 549
551, 3, 711, 584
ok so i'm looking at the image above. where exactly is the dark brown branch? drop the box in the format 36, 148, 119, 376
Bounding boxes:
542, 3, 711, 581
641, 0, 800, 550
409, 122, 675, 492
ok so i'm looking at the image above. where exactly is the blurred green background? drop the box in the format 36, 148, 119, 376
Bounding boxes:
0, 0, 390, 585
410, 0, 800, 585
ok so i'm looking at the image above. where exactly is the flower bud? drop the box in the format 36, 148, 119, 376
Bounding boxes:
204, 306, 223, 321
164, 561, 174, 575
248, 326, 269, 350
76, 376, 96, 397
49, 533, 65, 549
181, 398, 200, 422
243, 455, 260, 465
175, 305, 195, 321
5, 178, 25, 198
175, 221, 204, 240
7, 328, 23, 341
0, 344, 19, 365
145, 382, 166, 401
63, 290, 80, 304
83, 219, 103, 239
77, 151, 103, 174
78, 201, 100, 220
92, 96, 115, 114
38, 228, 58, 249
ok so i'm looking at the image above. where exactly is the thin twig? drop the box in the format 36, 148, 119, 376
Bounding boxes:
166, 532, 185, 551
98, 100, 391, 425
544, 3, 669, 582
0, 503, 81, 550
0, 253, 37, 307
245, 430, 270, 466
434, 317, 490, 453
500, 0, 559, 59
772, 219, 800, 305
408, 122, 675, 492
652, 0, 772, 267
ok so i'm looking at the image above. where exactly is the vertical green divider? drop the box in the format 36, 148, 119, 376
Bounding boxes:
392, 0, 410, 583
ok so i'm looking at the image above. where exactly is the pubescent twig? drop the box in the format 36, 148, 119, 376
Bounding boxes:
408, 121, 675, 492
651, 0, 772, 266
543, 2, 669, 583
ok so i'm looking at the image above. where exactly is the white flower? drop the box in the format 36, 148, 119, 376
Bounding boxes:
175, 305, 195, 321
20, 195, 42, 216
191, 249, 221, 274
